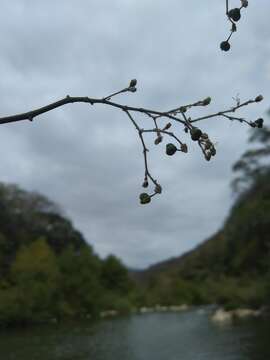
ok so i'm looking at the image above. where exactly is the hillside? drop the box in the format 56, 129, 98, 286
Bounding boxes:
135, 172, 270, 309
0, 182, 135, 327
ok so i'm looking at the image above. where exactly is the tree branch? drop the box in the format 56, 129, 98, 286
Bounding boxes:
0, 80, 263, 204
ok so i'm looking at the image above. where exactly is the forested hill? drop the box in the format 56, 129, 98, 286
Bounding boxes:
0, 183, 86, 273
0, 183, 136, 327
134, 172, 270, 309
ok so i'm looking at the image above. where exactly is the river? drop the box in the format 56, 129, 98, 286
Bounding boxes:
0, 307, 269, 360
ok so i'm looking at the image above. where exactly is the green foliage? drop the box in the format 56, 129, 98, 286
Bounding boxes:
137, 123, 270, 309
57, 245, 103, 318
101, 255, 133, 294
0, 183, 136, 327
0, 238, 60, 325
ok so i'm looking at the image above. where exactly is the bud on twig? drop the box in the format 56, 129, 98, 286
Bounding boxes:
129, 79, 137, 87
255, 95, 263, 102
139, 193, 151, 205
241, 0, 248, 8
154, 136, 163, 145
180, 144, 188, 153
166, 143, 177, 156
202, 97, 211, 106
190, 127, 202, 141
142, 180, 149, 188
254, 118, 264, 128
155, 184, 162, 194
163, 123, 172, 130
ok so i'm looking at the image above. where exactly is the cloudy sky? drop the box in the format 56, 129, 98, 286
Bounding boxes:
0, 0, 269, 268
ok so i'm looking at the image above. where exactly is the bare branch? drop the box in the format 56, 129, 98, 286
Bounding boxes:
0, 80, 263, 204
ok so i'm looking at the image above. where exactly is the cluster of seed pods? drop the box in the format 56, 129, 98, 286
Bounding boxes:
220, 0, 249, 51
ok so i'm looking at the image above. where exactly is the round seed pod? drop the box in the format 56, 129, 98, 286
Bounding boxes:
255, 118, 264, 128
142, 180, 149, 188
220, 41, 230, 52
129, 79, 137, 87
190, 127, 202, 141
139, 193, 151, 204
166, 143, 177, 156
255, 95, 263, 102
228, 8, 241, 22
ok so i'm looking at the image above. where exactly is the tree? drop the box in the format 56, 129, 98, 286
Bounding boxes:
101, 255, 132, 294
0, 238, 60, 324
232, 112, 270, 194
57, 245, 102, 317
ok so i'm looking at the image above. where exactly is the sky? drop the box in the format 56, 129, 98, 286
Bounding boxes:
0, 0, 269, 269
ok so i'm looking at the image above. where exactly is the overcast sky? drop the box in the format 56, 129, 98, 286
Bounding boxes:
0, 0, 269, 269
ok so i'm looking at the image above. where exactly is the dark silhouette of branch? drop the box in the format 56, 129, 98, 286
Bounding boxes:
0, 80, 264, 204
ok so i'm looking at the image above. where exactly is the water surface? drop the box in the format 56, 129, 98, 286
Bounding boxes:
1, 308, 269, 360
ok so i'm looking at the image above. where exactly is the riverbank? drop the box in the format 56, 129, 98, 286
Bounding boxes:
211, 306, 269, 323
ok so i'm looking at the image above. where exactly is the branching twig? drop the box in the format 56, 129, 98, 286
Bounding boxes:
0, 80, 264, 204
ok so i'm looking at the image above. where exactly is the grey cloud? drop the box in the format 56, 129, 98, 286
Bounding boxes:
0, 0, 269, 268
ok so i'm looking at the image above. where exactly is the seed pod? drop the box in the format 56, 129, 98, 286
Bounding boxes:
255, 95, 263, 102
154, 136, 163, 145
129, 87, 137, 93
190, 127, 202, 141
166, 143, 177, 156
202, 97, 211, 106
255, 118, 264, 128
179, 106, 187, 113
180, 144, 188, 153
139, 193, 151, 205
228, 8, 241, 22
142, 180, 149, 188
241, 0, 248, 8
129, 79, 137, 87
155, 184, 162, 194
163, 122, 172, 130
220, 41, 230, 52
